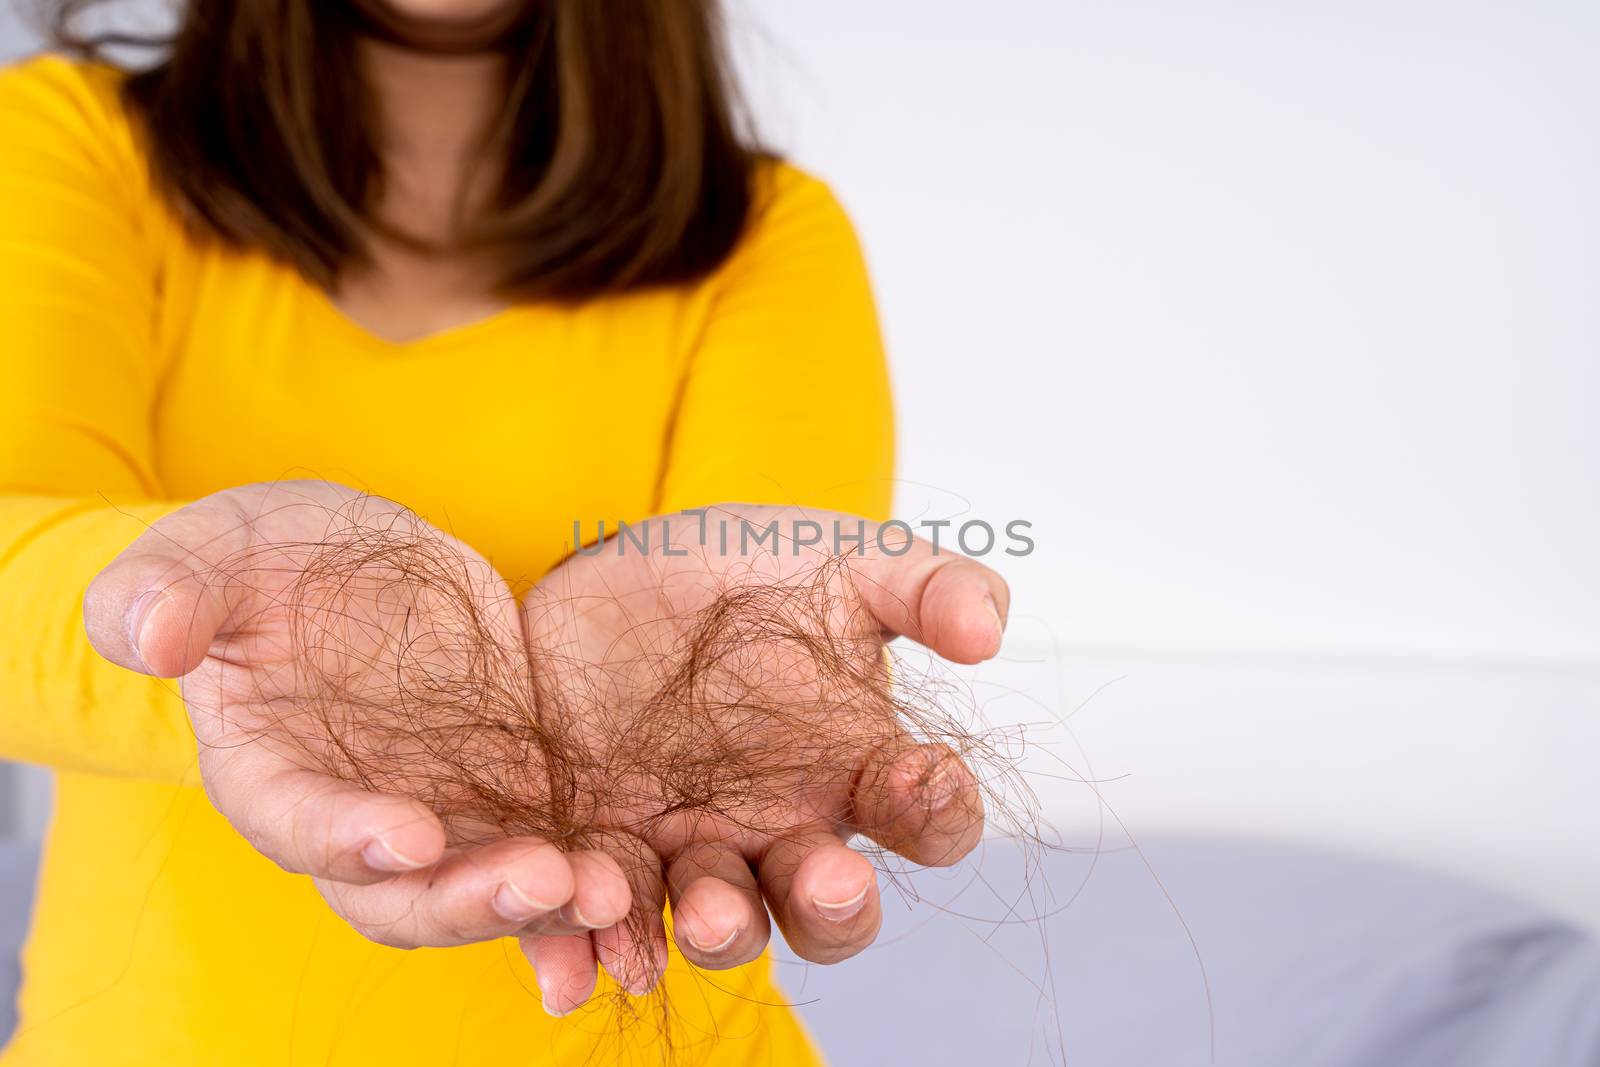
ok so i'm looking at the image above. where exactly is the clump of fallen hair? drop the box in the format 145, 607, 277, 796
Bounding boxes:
204, 504, 1042, 1065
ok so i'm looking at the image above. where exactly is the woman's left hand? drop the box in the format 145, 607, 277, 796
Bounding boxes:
518, 504, 1009, 1014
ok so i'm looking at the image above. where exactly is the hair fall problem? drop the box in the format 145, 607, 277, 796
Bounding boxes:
177, 499, 1047, 1064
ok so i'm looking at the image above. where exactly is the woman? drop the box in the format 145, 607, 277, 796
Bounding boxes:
0, 1, 1006, 1063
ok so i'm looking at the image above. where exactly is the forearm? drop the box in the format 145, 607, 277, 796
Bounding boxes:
0, 494, 197, 782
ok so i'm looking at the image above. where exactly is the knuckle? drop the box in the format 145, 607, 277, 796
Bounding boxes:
427, 891, 491, 945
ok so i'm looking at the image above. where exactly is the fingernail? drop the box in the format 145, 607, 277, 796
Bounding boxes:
684, 923, 740, 955
983, 595, 1005, 641
125, 590, 162, 667
923, 758, 963, 812
492, 878, 552, 922
361, 832, 427, 872
538, 975, 571, 1018
622, 958, 665, 997
811, 884, 869, 923
559, 901, 599, 930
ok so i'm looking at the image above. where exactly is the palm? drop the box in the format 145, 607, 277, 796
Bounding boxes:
178, 484, 531, 851
523, 505, 895, 859
88, 480, 642, 990
516, 505, 1002, 982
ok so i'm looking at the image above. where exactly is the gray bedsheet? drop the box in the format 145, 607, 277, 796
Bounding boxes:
777, 838, 1600, 1066
1, 837, 1596, 1064
0, 841, 31, 1047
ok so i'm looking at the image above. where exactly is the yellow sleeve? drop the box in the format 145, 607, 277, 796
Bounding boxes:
657, 165, 896, 521
0, 57, 196, 782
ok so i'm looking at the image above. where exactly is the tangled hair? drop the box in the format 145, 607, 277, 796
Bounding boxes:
192, 501, 1045, 1063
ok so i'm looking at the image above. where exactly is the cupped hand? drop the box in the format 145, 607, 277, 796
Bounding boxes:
82, 481, 635, 986
517, 504, 1008, 1013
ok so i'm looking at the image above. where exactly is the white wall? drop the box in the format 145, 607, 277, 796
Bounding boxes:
731, 0, 1599, 664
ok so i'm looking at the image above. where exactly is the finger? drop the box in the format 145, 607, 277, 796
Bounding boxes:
516, 849, 638, 1018
757, 829, 880, 965
84, 519, 240, 678
852, 740, 984, 868
320, 836, 577, 947
854, 540, 1011, 665
592, 836, 670, 996
521, 849, 633, 937
206, 758, 447, 886
520, 932, 598, 1018
666, 843, 770, 970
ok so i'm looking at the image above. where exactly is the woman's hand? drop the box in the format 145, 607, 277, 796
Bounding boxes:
518, 504, 1008, 1014
82, 481, 634, 964
82, 488, 1008, 1019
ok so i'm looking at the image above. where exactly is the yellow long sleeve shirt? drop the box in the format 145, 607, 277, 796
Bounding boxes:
0, 55, 893, 1066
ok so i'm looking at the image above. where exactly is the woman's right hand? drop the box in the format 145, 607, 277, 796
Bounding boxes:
81, 481, 634, 984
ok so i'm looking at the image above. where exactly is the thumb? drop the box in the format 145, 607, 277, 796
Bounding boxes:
83, 514, 238, 679
852, 539, 1011, 666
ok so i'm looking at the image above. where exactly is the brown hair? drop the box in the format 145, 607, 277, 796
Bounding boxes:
50, 0, 759, 301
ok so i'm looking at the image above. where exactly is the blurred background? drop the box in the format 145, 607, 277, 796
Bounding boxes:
0, 0, 1595, 938
723, 0, 1600, 933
